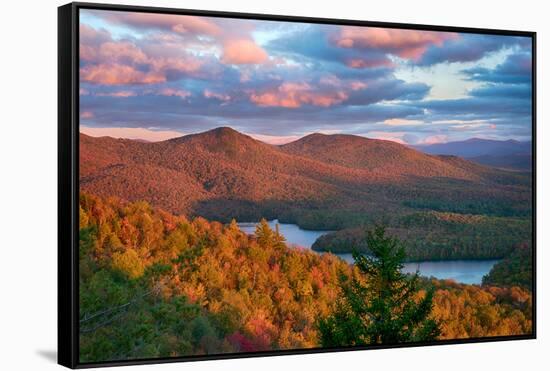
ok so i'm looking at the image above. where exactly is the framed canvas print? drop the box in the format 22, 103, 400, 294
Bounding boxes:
58, 2, 536, 368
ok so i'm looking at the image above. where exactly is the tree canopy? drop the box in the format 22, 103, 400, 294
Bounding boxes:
319, 226, 440, 346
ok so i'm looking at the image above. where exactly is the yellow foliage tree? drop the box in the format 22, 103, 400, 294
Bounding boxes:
112, 249, 145, 279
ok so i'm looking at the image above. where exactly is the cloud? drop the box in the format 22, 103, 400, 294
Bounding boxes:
269, 26, 399, 71
80, 86, 192, 99
462, 51, 532, 84
350, 81, 368, 90
157, 88, 191, 99
414, 95, 531, 116
79, 24, 113, 61
79, 24, 204, 85
469, 84, 531, 100
346, 58, 394, 69
384, 118, 424, 126
81, 111, 94, 119
89, 9, 268, 68
204, 89, 231, 102
83, 40, 148, 64
365, 131, 407, 144
248, 133, 303, 145
417, 34, 525, 66
95, 90, 137, 97
249, 82, 348, 108
346, 79, 430, 105
99, 11, 222, 36
419, 134, 448, 144
335, 27, 458, 61
81, 126, 184, 142
80, 63, 166, 85
222, 39, 269, 65
79, 24, 111, 45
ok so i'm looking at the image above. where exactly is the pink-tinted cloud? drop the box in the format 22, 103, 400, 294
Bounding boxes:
250, 82, 348, 108
336, 27, 458, 61
102, 12, 222, 36
346, 58, 394, 69
319, 75, 341, 87
420, 134, 448, 145
91, 10, 271, 71
321, 76, 367, 91
80, 39, 149, 65
157, 88, 191, 99
248, 133, 303, 145
96, 90, 137, 97
79, 24, 111, 45
79, 24, 203, 85
80, 44, 97, 62
83, 87, 192, 99
384, 118, 423, 126
350, 81, 368, 91
204, 89, 231, 102
366, 131, 407, 144
97, 41, 148, 64
80, 63, 166, 85
80, 126, 184, 142
222, 39, 268, 65
81, 111, 94, 119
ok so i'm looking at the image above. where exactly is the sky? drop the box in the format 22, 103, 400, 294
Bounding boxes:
79, 9, 533, 145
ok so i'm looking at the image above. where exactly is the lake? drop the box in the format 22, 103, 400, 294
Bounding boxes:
335, 254, 499, 285
238, 220, 499, 285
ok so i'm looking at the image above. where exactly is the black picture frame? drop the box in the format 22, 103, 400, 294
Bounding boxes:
58, 2, 537, 368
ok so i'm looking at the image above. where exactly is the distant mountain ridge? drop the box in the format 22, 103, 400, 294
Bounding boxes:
413, 138, 532, 171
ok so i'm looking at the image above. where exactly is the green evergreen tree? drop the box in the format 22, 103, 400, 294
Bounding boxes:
318, 225, 440, 346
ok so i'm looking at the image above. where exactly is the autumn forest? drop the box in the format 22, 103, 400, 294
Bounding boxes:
78, 193, 532, 361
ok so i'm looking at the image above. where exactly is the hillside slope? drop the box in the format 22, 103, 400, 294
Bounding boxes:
280, 133, 489, 179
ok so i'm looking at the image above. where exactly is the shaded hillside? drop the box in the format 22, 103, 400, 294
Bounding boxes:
483, 243, 533, 289
312, 211, 531, 261
469, 153, 532, 172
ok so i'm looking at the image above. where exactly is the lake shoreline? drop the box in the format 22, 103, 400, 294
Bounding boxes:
237, 219, 501, 285
239, 219, 505, 263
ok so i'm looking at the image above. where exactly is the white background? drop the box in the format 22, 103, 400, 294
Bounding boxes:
0, 0, 547, 369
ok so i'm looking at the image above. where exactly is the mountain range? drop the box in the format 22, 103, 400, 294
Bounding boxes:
80, 127, 532, 259
413, 138, 532, 171
80, 127, 528, 217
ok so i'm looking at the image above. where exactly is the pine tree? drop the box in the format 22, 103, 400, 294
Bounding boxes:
318, 225, 440, 346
